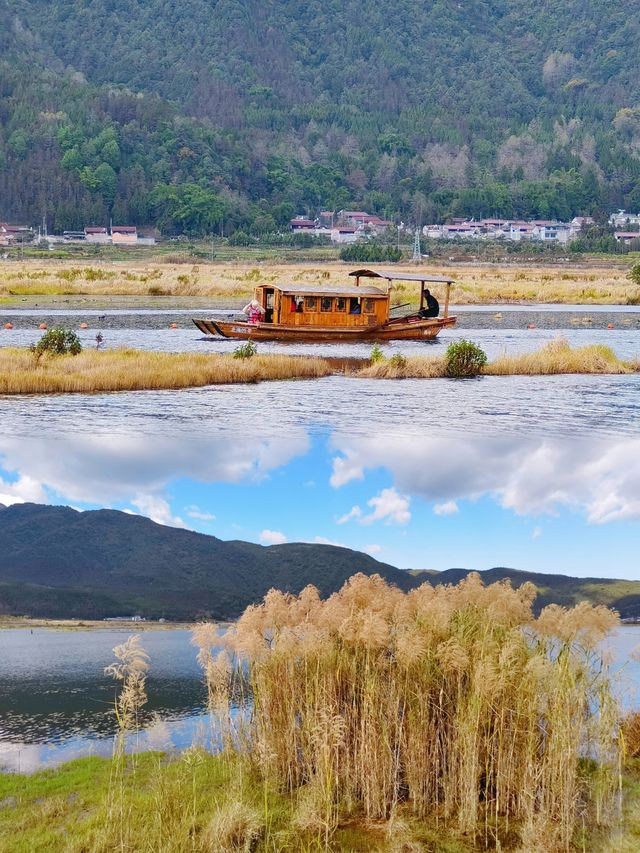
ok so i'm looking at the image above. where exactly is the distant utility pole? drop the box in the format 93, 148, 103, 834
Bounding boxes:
412, 228, 421, 262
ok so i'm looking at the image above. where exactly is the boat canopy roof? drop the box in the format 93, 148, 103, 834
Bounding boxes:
348, 269, 455, 284
264, 284, 387, 297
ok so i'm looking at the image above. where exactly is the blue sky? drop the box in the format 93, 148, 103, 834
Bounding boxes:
0, 431, 638, 579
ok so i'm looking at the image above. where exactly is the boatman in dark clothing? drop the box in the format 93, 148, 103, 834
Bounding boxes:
419, 289, 439, 318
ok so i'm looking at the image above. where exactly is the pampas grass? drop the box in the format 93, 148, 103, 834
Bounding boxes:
215, 573, 621, 851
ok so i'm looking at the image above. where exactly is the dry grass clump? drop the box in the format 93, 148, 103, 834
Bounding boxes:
621, 712, 640, 760
358, 354, 446, 378
203, 799, 264, 852
0, 348, 332, 393
485, 338, 634, 375
212, 573, 620, 851
357, 340, 638, 380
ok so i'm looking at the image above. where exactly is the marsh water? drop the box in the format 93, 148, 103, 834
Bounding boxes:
1, 302, 639, 773
1, 626, 639, 773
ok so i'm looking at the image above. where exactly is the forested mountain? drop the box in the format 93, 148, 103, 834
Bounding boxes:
1, 503, 639, 621
2, 0, 640, 232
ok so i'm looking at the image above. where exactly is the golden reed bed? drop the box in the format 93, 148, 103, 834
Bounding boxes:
0, 341, 637, 394
0, 259, 637, 304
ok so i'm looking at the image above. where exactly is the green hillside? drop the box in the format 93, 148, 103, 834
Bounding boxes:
1, 503, 639, 620
2, 1, 639, 232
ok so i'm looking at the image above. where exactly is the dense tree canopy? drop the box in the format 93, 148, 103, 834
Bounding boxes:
1, 0, 639, 233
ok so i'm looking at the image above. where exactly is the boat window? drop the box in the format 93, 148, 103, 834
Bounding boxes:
336, 297, 347, 312
305, 296, 317, 311
321, 297, 333, 312
363, 299, 375, 314
349, 298, 361, 315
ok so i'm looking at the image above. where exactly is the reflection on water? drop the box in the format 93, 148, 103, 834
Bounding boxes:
1, 626, 638, 772
1, 373, 638, 441
0, 629, 220, 772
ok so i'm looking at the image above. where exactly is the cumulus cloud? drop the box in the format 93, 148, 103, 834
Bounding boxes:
363, 543, 382, 555
130, 494, 187, 528
312, 536, 347, 547
330, 452, 364, 488
433, 500, 459, 516
260, 529, 287, 545
0, 473, 46, 507
330, 435, 640, 525
361, 487, 411, 526
0, 432, 309, 506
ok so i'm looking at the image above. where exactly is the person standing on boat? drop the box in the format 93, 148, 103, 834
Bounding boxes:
243, 299, 265, 324
420, 289, 439, 318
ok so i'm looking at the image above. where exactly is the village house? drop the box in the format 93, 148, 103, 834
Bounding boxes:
84, 226, 110, 244
289, 217, 317, 231
610, 210, 640, 228
111, 225, 138, 244
0, 223, 29, 245
615, 231, 640, 245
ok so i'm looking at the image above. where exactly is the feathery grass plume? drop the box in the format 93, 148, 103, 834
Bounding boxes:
224, 572, 621, 850
104, 634, 149, 736
191, 622, 238, 752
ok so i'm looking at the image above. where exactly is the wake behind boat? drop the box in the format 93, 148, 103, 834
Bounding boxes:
193, 269, 457, 342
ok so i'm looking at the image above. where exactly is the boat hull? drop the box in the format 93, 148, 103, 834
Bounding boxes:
192, 316, 456, 342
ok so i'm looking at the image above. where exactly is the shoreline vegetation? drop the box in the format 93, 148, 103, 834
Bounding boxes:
0, 259, 639, 306
2, 573, 639, 852
0, 340, 637, 394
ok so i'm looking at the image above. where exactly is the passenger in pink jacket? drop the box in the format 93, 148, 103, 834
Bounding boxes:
243, 299, 265, 324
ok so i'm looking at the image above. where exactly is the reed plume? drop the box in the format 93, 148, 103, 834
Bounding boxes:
221, 573, 621, 850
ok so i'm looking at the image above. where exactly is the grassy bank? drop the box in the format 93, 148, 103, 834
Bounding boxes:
1, 573, 636, 852
0, 349, 332, 394
0, 341, 637, 394
2, 752, 639, 852
0, 259, 637, 304
360, 340, 638, 379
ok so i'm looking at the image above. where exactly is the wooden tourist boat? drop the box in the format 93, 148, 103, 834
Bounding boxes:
192, 269, 457, 342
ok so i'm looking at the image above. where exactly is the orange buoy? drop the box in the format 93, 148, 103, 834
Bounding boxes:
607, 323, 614, 329
39, 323, 47, 330
527, 323, 536, 329
79, 322, 89, 329
169, 322, 178, 329
3, 322, 13, 329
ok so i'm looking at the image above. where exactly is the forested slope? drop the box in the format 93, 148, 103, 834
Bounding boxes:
2, 0, 640, 231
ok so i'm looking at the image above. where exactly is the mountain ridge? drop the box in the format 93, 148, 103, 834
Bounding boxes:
1, 503, 638, 620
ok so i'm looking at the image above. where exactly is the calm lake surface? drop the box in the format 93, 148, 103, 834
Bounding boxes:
1, 626, 639, 773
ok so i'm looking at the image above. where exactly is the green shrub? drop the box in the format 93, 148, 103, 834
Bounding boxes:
445, 339, 487, 377
388, 353, 407, 368
233, 341, 257, 359
32, 327, 82, 356
370, 344, 385, 363
629, 261, 640, 287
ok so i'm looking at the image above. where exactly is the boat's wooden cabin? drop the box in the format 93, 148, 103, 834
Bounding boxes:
253, 270, 455, 329
254, 283, 389, 328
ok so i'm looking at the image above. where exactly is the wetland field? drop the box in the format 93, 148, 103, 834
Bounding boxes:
2, 257, 640, 852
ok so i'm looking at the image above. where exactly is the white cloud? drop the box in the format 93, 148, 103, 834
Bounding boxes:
433, 500, 459, 516
532, 526, 543, 540
0, 473, 46, 507
185, 505, 216, 522
260, 529, 287, 545
331, 435, 640, 526
361, 487, 411, 526
130, 494, 187, 529
0, 432, 309, 506
330, 453, 364, 488
363, 543, 382, 555
336, 505, 362, 525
